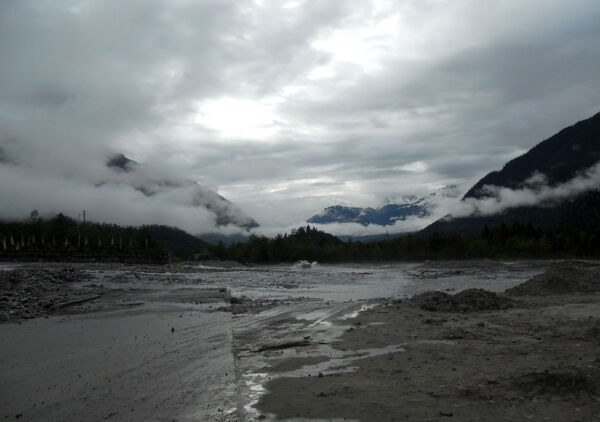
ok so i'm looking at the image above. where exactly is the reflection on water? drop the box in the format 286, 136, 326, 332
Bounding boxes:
243, 372, 270, 417
339, 304, 377, 319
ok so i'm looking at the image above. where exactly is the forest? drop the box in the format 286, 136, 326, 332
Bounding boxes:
211, 222, 600, 263
0, 211, 210, 261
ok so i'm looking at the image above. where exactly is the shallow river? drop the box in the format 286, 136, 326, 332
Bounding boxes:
0, 260, 549, 421
152, 260, 545, 301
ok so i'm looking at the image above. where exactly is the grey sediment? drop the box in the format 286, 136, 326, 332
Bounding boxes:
255, 262, 600, 421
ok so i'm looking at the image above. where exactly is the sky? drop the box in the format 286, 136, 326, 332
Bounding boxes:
1, 0, 600, 236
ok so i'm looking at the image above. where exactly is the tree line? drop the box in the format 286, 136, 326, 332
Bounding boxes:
3, 210, 599, 263
210, 223, 600, 263
0, 211, 210, 260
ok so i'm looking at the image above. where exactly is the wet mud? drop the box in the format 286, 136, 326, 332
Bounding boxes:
411, 288, 514, 312
1, 260, 598, 421
255, 262, 600, 421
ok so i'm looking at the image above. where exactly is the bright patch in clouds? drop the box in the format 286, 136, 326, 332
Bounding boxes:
398, 161, 428, 173
194, 97, 280, 140
311, 14, 400, 74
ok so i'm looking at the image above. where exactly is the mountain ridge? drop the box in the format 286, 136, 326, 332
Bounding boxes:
464, 111, 600, 199
307, 186, 459, 227
424, 110, 600, 234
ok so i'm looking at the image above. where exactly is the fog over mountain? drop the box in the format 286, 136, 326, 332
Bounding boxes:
1, 1, 600, 236
0, 150, 257, 234
307, 186, 460, 227
104, 153, 258, 229
424, 111, 600, 233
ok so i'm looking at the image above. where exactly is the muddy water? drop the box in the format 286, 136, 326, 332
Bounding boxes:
192, 261, 543, 301
196, 261, 545, 421
0, 261, 548, 421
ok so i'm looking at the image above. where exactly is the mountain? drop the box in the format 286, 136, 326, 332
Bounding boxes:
308, 204, 426, 226
197, 232, 250, 246
307, 186, 460, 226
337, 232, 408, 242
424, 110, 600, 233
104, 153, 259, 230
465, 111, 600, 198
145, 225, 212, 260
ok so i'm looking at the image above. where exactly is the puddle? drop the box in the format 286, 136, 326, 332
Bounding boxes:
296, 310, 333, 329
241, 328, 456, 420
243, 371, 270, 418
236, 301, 408, 420
242, 342, 407, 420
338, 303, 377, 320
273, 343, 407, 378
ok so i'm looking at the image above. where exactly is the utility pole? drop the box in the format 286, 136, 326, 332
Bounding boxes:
79, 210, 86, 250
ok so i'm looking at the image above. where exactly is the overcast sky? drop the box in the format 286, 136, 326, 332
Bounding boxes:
1, 0, 600, 235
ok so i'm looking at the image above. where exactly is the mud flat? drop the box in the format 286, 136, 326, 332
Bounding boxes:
0, 262, 366, 421
1, 260, 597, 421
256, 261, 600, 421
0, 262, 238, 422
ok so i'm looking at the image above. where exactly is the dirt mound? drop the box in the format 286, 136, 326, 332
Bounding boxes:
514, 372, 598, 397
409, 260, 508, 279
0, 267, 92, 322
453, 289, 514, 311
411, 288, 513, 312
0, 267, 90, 289
506, 263, 600, 296
411, 291, 454, 311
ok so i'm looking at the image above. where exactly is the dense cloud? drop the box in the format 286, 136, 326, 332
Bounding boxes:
1, 0, 599, 236
0, 155, 260, 234
452, 163, 600, 218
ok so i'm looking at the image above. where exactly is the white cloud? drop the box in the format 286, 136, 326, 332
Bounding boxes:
397, 161, 428, 173
193, 97, 282, 140
430, 163, 600, 221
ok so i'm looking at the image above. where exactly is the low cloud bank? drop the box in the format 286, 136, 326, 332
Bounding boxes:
0, 154, 254, 236
2, 149, 598, 241
269, 163, 600, 238
250, 215, 432, 238
446, 162, 600, 219
0, 164, 215, 230
250, 211, 440, 239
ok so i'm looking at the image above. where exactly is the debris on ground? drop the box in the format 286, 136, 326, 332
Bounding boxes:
513, 371, 599, 397
256, 339, 312, 352
0, 266, 94, 322
505, 262, 600, 296
411, 288, 513, 312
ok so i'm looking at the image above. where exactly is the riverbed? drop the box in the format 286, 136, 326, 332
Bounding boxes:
3, 260, 594, 421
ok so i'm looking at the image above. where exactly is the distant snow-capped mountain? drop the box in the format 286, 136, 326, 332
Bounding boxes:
105, 154, 258, 230
307, 186, 460, 226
